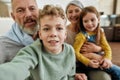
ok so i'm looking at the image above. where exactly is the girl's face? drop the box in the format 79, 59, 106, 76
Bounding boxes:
82, 12, 99, 32
39, 15, 67, 54
66, 5, 82, 24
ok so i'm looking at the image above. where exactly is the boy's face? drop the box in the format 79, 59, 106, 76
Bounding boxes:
39, 16, 67, 54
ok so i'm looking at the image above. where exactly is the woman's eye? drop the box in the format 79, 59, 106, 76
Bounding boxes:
68, 11, 72, 14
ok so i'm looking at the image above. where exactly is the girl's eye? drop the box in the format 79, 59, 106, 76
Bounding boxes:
83, 20, 88, 23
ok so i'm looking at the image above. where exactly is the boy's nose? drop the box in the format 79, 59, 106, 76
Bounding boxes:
49, 30, 57, 37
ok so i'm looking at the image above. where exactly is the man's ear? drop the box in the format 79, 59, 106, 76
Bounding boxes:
11, 12, 15, 21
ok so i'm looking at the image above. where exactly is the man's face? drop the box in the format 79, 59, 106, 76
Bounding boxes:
11, 0, 39, 35
39, 16, 67, 54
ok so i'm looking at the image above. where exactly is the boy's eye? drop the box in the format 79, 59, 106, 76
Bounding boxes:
91, 19, 95, 22
43, 28, 49, 31
57, 27, 63, 31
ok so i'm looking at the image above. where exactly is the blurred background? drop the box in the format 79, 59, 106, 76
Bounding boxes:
0, 0, 120, 41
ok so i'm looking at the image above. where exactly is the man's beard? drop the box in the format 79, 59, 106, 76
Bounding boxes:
20, 25, 39, 35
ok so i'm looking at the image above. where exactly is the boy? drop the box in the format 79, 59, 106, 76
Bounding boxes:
0, 5, 76, 80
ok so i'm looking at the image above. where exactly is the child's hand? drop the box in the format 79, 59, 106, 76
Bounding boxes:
82, 52, 102, 61
80, 42, 101, 53
100, 58, 112, 69
75, 73, 87, 80
88, 60, 100, 68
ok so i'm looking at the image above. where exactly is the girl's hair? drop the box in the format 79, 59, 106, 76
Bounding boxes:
39, 4, 66, 26
79, 6, 102, 45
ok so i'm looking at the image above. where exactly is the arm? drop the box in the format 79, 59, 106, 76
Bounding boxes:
82, 52, 102, 61
80, 29, 105, 53
73, 33, 100, 68
0, 46, 38, 80
81, 42, 102, 53
99, 31, 112, 69
75, 73, 87, 80
100, 31, 112, 60
73, 33, 90, 66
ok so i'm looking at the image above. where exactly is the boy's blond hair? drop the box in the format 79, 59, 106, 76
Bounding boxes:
39, 5, 66, 26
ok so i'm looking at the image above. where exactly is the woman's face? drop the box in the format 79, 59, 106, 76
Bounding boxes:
66, 5, 82, 24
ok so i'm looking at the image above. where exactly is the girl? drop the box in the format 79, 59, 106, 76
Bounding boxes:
73, 6, 120, 80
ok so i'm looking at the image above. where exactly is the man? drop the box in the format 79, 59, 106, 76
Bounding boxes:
0, 0, 39, 63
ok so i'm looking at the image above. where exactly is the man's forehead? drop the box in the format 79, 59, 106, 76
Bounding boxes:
12, 0, 37, 7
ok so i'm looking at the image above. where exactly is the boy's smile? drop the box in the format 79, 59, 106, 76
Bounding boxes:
47, 37, 59, 46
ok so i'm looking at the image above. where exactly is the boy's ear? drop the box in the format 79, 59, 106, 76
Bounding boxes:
39, 31, 42, 39
65, 30, 67, 39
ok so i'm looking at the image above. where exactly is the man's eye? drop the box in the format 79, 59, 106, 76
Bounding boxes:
16, 9, 24, 13
30, 7, 36, 11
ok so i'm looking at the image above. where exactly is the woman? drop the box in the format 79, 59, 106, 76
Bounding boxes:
65, 0, 111, 80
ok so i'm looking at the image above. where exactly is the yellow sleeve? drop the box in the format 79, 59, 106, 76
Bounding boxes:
73, 33, 90, 66
100, 32, 112, 60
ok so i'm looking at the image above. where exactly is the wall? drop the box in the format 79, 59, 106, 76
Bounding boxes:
0, 1, 9, 17
34, 0, 119, 15
116, 0, 120, 14
0, 0, 119, 17
36, 0, 99, 11
98, 0, 114, 14
0, 18, 14, 35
